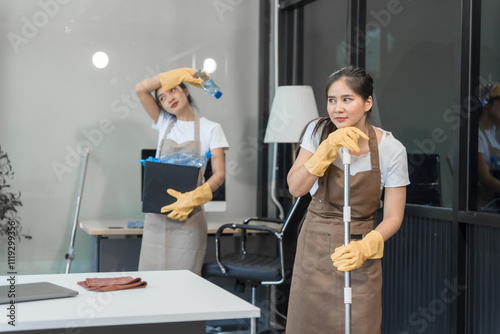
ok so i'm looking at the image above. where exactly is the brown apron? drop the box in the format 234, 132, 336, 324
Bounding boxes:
478, 127, 500, 210
138, 115, 207, 275
286, 124, 382, 334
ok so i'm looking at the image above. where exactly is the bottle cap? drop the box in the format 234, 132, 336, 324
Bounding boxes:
215, 91, 222, 99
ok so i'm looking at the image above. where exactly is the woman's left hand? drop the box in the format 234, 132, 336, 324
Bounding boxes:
160, 183, 212, 221
331, 230, 384, 271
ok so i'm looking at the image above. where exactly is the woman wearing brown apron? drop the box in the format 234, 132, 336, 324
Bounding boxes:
286, 66, 409, 333
477, 83, 500, 211
135, 68, 228, 275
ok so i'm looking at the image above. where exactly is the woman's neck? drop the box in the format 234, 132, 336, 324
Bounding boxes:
349, 122, 370, 157
358, 122, 370, 137
176, 106, 195, 121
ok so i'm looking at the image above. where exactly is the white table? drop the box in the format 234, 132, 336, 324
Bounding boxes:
0, 270, 260, 333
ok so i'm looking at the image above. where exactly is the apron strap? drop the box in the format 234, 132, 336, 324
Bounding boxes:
367, 124, 380, 172
193, 115, 204, 187
194, 114, 201, 156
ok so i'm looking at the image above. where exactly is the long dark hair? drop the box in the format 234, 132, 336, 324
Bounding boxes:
300, 66, 374, 145
154, 82, 196, 114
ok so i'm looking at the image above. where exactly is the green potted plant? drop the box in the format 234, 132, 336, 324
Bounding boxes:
0, 146, 31, 240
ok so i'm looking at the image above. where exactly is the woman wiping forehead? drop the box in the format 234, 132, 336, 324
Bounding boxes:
135, 67, 229, 276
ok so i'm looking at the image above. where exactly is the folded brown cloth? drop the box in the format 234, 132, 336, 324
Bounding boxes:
77, 276, 147, 292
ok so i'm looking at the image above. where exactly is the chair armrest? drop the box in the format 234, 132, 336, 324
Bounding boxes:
240, 218, 284, 254
215, 223, 280, 237
243, 217, 284, 225
214, 223, 283, 275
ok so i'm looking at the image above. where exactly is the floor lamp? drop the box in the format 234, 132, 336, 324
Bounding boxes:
264, 85, 319, 219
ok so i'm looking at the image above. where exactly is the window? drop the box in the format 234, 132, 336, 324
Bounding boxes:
365, 0, 461, 208
474, 0, 500, 213
302, 0, 349, 114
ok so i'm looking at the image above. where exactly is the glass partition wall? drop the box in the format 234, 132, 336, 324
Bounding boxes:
261, 0, 500, 333
302, 0, 349, 115
365, 0, 461, 209
473, 0, 500, 213
466, 0, 500, 332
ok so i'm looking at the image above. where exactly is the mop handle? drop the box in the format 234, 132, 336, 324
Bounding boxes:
343, 147, 352, 334
65, 148, 90, 274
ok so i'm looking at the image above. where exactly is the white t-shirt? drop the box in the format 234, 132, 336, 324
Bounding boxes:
301, 120, 410, 195
153, 112, 229, 157
478, 125, 500, 168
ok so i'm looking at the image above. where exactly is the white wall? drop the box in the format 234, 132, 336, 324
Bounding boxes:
0, 0, 259, 274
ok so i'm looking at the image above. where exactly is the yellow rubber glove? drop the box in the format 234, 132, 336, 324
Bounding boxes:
160, 183, 212, 221
158, 68, 205, 92
331, 230, 384, 271
304, 127, 369, 177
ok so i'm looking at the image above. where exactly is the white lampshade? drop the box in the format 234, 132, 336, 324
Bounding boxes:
264, 85, 319, 143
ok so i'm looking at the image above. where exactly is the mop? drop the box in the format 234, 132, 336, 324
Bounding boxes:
65, 148, 90, 274
342, 147, 352, 334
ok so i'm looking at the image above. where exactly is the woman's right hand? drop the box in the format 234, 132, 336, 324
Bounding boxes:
304, 126, 368, 177
325, 126, 368, 152
159, 68, 205, 92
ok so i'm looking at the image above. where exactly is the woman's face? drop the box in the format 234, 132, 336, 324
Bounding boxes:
327, 78, 372, 129
156, 86, 190, 116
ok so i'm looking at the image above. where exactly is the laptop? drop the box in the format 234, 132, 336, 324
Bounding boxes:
0, 282, 78, 304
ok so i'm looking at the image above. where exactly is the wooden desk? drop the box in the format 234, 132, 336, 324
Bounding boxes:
79, 217, 281, 235
78, 218, 281, 272
0, 270, 260, 333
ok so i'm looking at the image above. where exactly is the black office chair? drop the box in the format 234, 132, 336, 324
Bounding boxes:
406, 153, 443, 206
202, 193, 312, 334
